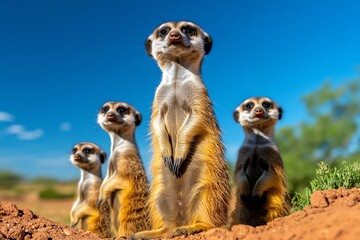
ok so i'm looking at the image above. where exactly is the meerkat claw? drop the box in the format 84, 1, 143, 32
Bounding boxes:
163, 156, 173, 168
70, 221, 78, 228
174, 158, 183, 176
164, 156, 175, 174
97, 198, 103, 209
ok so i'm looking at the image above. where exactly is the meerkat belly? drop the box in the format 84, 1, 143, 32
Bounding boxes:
163, 94, 190, 149
245, 146, 268, 191
159, 159, 200, 225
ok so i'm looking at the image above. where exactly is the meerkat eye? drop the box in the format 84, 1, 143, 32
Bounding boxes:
159, 27, 169, 37
83, 148, 92, 154
117, 107, 129, 115
262, 102, 272, 109
182, 26, 196, 36
72, 148, 77, 154
102, 106, 109, 114
245, 104, 253, 110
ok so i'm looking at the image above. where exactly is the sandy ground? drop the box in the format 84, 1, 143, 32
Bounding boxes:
1, 187, 360, 240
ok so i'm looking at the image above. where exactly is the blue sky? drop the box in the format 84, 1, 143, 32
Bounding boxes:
0, 0, 359, 180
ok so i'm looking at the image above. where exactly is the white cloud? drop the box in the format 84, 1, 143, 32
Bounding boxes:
0, 112, 14, 122
18, 129, 43, 140
36, 155, 70, 167
6, 124, 24, 134
59, 122, 72, 132
5, 124, 43, 140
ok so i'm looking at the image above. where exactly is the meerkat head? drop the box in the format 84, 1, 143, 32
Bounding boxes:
70, 142, 107, 172
233, 97, 282, 130
145, 21, 212, 66
97, 101, 142, 136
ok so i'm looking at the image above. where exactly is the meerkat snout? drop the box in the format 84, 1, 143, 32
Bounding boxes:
105, 112, 116, 121
169, 31, 181, 42
254, 107, 264, 117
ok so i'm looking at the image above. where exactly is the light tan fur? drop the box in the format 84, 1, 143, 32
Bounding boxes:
132, 21, 230, 239
231, 97, 289, 226
70, 142, 111, 237
97, 102, 150, 237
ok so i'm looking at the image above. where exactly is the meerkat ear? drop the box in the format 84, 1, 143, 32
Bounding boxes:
135, 112, 142, 126
233, 109, 240, 123
278, 106, 283, 120
145, 35, 153, 57
203, 33, 212, 55
99, 151, 107, 164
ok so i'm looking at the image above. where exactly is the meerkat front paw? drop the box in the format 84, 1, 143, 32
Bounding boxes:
160, 134, 174, 169
163, 155, 174, 172
171, 142, 190, 175
240, 194, 252, 208
70, 219, 79, 228
96, 198, 103, 209
164, 156, 184, 176
172, 158, 184, 176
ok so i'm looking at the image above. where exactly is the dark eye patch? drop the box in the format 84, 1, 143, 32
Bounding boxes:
102, 106, 109, 114
181, 25, 197, 36
83, 148, 93, 154
243, 102, 253, 110
262, 102, 272, 109
72, 148, 77, 154
117, 106, 129, 115
158, 27, 170, 37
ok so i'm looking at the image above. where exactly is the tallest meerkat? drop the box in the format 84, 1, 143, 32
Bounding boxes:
132, 21, 230, 239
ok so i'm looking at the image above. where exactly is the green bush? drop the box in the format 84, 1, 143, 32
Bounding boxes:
31, 177, 59, 184
0, 171, 22, 189
39, 186, 75, 200
291, 161, 360, 211
277, 80, 360, 195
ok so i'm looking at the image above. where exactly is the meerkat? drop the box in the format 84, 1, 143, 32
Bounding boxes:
232, 97, 289, 226
131, 21, 231, 239
97, 101, 150, 237
70, 142, 111, 237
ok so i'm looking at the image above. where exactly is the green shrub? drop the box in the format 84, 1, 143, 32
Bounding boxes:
31, 177, 59, 184
0, 171, 22, 189
291, 161, 360, 211
39, 186, 75, 199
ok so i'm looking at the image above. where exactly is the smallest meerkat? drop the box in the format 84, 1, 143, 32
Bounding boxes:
70, 142, 111, 237
232, 97, 289, 226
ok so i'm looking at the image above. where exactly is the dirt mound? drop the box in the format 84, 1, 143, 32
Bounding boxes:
0, 202, 104, 240
1, 187, 360, 240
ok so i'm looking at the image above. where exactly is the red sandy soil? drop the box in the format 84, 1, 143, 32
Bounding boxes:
1, 187, 359, 240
